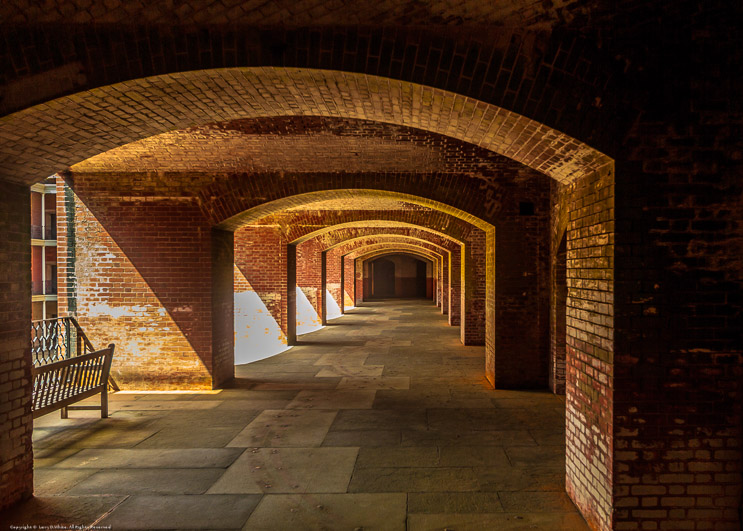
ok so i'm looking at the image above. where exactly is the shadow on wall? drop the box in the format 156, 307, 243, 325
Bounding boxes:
297, 286, 323, 335
344, 290, 355, 311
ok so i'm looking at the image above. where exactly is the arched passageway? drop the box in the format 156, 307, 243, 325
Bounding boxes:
0, 66, 616, 529
2, 5, 740, 526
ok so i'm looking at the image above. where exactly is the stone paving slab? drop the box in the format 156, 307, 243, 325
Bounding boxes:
348, 466, 479, 493
336, 375, 410, 389
50, 448, 243, 469
355, 446, 439, 468
1, 496, 127, 528
315, 365, 384, 377
408, 512, 590, 530
331, 409, 428, 431
33, 468, 98, 496
321, 429, 402, 447
401, 429, 537, 447
67, 468, 226, 495
286, 389, 377, 409
228, 410, 337, 447
242, 493, 407, 530
100, 494, 262, 529
407, 492, 504, 513
208, 447, 358, 494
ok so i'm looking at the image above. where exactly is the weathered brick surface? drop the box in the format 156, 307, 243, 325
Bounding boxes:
609, 15, 743, 527
296, 238, 324, 329
449, 246, 462, 326
0, 1, 600, 28
0, 25, 622, 172
342, 254, 355, 309
58, 173, 218, 389
563, 169, 615, 531
0, 182, 32, 511
234, 226, 290, 357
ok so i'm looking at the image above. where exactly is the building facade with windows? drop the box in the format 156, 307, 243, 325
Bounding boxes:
30, 178, 57, 321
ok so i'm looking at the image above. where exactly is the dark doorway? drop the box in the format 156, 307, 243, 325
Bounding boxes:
416, 260, 427, 297
372, 258, 395, 298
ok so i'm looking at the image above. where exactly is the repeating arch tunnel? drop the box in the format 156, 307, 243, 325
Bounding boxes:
1, 7, 739, 529
1, 66, 614, 528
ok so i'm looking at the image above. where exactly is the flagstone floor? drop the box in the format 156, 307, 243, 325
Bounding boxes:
3, 299, 588, 530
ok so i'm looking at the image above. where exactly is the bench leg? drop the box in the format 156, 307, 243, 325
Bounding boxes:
101, 389, 108, 418
61, 406, 68, 419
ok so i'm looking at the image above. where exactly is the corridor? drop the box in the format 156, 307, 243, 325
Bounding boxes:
9, 300, 587, 530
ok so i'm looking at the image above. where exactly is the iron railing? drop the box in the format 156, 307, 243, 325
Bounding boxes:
31, 317, 119, 391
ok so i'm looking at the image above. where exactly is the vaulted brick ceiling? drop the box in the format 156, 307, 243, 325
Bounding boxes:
0, 0, 601, 27
71, 117, 544, 181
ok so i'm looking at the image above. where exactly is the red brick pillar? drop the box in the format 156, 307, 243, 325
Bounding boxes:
0, 182, 33, 511
343, 254, 355, 309
211, 229, 234, 388
449, 246, 462, 326
296, 238, 323, 332
461, 229, 486, 345
286, 245, 296, 345
325, 248, 343, 319
58, 174, 222, 389
234, 226, 290, 360
440, 252, 449, 315
355, 258, 364, 305
610, 126, 742, 527
563, 170, 614, 531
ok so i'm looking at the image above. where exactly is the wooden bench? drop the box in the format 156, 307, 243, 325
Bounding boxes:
31, 344, 115, 419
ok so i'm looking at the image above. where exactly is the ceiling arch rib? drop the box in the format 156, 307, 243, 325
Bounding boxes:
326, 234, 451, 256
1, 68, 612, 187
222, 189, 492, 232
349, 243, 444, 262
355, 248, 440, 265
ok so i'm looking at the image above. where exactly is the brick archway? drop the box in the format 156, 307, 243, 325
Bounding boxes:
0, 68, 612, 188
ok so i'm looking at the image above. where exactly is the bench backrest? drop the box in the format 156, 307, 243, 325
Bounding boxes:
31, 344, 115, 418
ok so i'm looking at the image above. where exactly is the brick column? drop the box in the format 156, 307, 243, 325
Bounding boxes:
58, 174, 220, 389
563, 170, 615, 531
343, 254, 355, 309
440, 252, 449, 315
296, 238, 323, 332
0, 181, 33, 510
325, 248, 343, 319
234, 226, 290, 361
355, 258, 364, 305
286, 244, 297, 346
461, 229, 486, 345
449, 246, 462, 326
211, 229, 234, 388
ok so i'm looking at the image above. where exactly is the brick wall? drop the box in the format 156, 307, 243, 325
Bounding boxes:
325, 248, 343, 319
234, 226, 290, 355
563, 168, 615, 531
440, 251, 449, 315
295, 238, 324, 331
58, 173, 218, 389
343, 254, 355, 309
449, 246, 462, 326
609, 17, 743, 526
461, 229, 486, 345
0, 182, 32, 511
